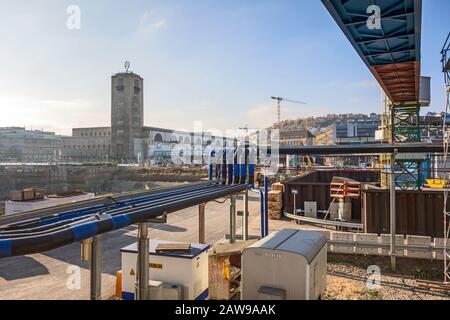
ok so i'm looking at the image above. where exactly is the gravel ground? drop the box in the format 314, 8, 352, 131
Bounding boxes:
324, 254, 450, 300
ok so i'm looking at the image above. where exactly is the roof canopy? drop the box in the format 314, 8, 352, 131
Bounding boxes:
322, 0, 422, 103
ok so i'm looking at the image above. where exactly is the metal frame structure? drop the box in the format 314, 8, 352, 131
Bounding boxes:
322, 0, 422, 103
394, 160, 423, 190
392, 103, 421, 143
441, 32, 450, 284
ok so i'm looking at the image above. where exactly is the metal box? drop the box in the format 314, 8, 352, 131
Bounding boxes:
304, 201, 317, 218
419, 76, 431, 107
241, 229, 327, 300
161, 283, 183, 300
121, 240, 209, 300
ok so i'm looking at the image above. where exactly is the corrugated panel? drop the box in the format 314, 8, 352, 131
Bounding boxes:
362, 189, 446, 238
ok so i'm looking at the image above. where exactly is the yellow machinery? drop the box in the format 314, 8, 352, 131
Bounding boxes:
425, 179, 448, 189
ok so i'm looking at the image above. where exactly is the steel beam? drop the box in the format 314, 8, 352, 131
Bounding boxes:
136, 222, 149, 300
274, 143, 442, 156
390, 152, 397, 270
90, 235, 102, 300
199, 204, 206, 244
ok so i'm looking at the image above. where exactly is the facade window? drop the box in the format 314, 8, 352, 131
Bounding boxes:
154, 133, 163, 143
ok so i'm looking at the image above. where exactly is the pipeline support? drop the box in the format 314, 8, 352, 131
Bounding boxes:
199, 203, 206, 244
243, 189, 249, 241
90, 235, 102, 300
390, 151, 397, 270
137, 222, 149, 300
229, 194, 237, 243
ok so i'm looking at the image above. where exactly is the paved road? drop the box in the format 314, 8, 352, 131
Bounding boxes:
0, 193, 288, 300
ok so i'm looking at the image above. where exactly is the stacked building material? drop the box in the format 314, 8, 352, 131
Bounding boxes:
10, 188, 46, 201
268, 183, 284, 220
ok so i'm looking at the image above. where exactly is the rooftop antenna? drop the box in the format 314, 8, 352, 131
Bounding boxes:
124, 61, 130, 73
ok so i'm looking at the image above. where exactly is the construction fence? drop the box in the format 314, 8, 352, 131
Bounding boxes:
283, 170, 445, 238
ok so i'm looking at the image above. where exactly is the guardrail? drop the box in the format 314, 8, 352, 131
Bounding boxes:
316, 230, 448, 260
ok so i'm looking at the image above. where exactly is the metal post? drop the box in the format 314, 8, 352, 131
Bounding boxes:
243, 189, 249, 241
230, 195, 236, 243
264, 176, 269, 237
90, 235, 102, 300
389, 151, 397, 270
199, 203, 206, 244
137, 222, 149, 300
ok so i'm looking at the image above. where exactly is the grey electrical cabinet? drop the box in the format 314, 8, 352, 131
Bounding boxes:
241, 229, 327, 300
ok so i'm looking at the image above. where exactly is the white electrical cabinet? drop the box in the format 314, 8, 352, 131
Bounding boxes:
241, 229, 327, 300
121, 240, 209, 300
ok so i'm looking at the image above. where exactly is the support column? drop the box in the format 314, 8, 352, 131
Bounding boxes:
389, 151, 397, 270
229, 195, 237, 244
90, 235, 102, 300
199, 203, 206, 244
243, 189, 249, 241
137, 222, 149, 300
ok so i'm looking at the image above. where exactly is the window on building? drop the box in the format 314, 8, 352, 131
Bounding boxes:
154, 133, 163, 143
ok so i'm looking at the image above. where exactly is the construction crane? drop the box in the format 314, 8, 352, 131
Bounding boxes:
271, 96, 306, 127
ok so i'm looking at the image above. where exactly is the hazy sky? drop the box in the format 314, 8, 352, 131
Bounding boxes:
0, 0, 449, 135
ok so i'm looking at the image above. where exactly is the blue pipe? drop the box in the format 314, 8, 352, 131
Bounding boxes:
0, 184, 248, 258
4, 184, 216, 230
227, 164, 233, 185
258, 189, 265, 238
208, 150, 215, 180
248, 164, 255, 187
221, 149, 227, 185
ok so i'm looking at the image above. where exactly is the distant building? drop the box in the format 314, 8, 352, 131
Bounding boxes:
62, 127, 111, 162
279, 130, 315, 147
0, 127, 62, 163
111, 72, 144, 161
144, 126, 231, 165
315, 125, 336, 146
315, 118, 380, 145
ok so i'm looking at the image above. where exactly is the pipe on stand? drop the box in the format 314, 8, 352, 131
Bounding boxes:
90, 235, 102, 300
136, 222, 149, 300
390, 151, 397, 270
243, 189, 249, 241
257, 189, 265, 239
264, 175, 269, 237
229, 194, 237, 243
199, 203, 206, 244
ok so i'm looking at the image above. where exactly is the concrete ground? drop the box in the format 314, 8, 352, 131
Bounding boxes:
0, 193, 278, 300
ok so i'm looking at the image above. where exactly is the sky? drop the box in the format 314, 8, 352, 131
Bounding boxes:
0, 0, 448, 136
